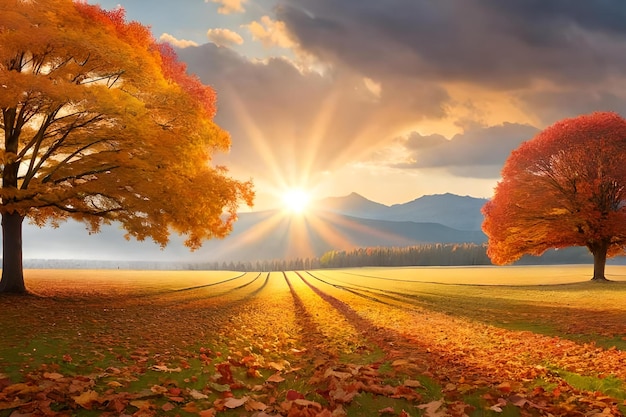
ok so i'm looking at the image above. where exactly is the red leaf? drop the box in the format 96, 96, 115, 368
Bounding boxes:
286, 389, 305, 401
217, 363, 234, 384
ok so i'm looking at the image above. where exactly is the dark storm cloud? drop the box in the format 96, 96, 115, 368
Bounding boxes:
277, 0, 626, 88
396, 123, 539, 178
519, 90, 626, 126
177, 44, 449, 176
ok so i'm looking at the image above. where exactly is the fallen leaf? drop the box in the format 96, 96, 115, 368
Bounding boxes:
224, 396, 249, 409
73, 390, 100, 409
286, 389, 305, 401
417, 399, 446, 417
333, 404, 347, 417
182, 402, 200, 413
330, 387, 357, 403
208, 382, 231, 392
189, 389, 209, 400
130, 400, 153, 409
294, 398, 322, 409
497, 382, 512, 393
168, 396, 185, 403
161, 402, 176, 412
268, 361, 287, 371
266, 373, 285, 383
150, 385, 168, 395
246, 399, 268, 411
43, 372, 64, 381
404, 379, 422, 388
216, 363, 234, 384
150, 365, 182, 373
378, 407, 395, 414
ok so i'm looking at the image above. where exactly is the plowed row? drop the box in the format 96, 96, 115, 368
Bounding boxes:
0, 268, 625, 417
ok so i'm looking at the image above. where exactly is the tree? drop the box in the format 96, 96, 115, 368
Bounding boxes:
482, 112, 626, 281
0, 0, 254, 293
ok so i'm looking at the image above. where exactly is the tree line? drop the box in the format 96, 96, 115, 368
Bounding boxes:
196, 243, 490, 271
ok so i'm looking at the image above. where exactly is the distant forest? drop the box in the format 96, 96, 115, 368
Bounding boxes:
22, 243, 611, 271
192, 243, 599, 271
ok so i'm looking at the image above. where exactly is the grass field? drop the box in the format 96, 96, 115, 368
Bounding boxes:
1, 266, 625, 416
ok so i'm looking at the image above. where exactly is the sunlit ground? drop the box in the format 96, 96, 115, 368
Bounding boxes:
4, 267, 626, 416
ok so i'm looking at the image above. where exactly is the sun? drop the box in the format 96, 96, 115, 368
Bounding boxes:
282, 189, 311, 214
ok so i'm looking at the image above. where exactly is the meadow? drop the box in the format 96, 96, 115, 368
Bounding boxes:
1, 266, 625, 417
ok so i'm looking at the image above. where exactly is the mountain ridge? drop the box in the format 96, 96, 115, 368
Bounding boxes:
312, 192, 487, 231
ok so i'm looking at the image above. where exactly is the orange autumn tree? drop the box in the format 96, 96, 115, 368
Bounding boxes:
482, 112, 626, 281
0, 0, 254, 293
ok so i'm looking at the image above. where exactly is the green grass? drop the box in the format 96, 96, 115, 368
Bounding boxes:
549, 368, 626, 400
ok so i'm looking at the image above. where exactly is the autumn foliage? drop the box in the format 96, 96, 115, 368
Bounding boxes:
482, 112, 626, 280
0, 0, 253, 292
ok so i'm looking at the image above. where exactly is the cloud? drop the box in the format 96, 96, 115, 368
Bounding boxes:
243, 16, 296, 49
177, 43, 449, 183
276, 0, 626, 89
518, 89, 626, 126
206, 28, 244, 47
159, 33, 198, 48
206, 0, 245, 14
392, 123, 539, 178
177, 0, 626, 203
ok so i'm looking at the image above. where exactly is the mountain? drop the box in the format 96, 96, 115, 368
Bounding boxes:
312, 192, 389, 219
388, 193, 488, 230
12, 195, 487, 264
313, 192, 487, 231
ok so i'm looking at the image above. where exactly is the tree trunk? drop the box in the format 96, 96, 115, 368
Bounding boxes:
0, 212, 26, 293
590, 242, 609, 282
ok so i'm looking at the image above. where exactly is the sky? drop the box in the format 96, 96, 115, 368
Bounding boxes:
89, 0, 626, 212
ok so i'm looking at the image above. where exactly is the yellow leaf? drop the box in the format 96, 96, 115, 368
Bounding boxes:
73, 390, 99, 409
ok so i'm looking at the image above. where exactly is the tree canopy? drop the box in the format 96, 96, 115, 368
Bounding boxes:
482, 111, 626, 280
0, 0, 254, 292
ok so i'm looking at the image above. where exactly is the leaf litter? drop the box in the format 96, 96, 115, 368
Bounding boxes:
0, 269, 625, 416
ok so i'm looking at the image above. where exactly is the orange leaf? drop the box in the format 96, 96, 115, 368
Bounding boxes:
497, 382, 512, 393
199, 408, 216, 417
161, 402, 176, 412
43, 372, 64, 381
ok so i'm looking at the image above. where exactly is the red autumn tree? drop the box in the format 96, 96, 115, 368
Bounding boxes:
0, 0, 254, 293
482, 112, 626, 281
